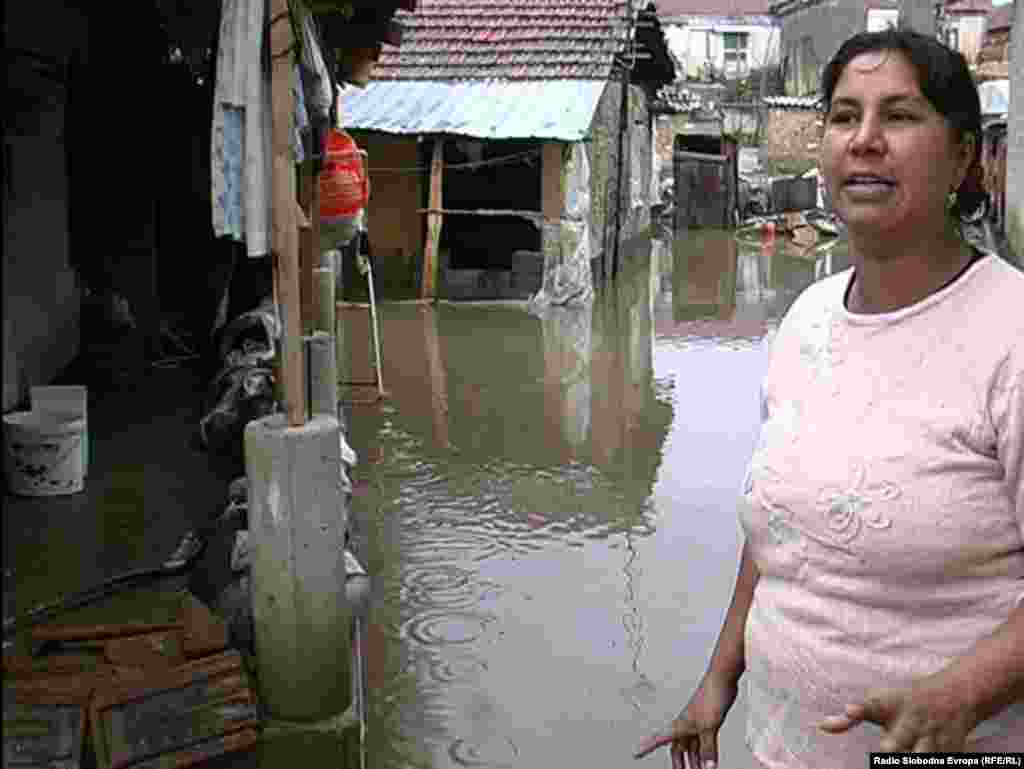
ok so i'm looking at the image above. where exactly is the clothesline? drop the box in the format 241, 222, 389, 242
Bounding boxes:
366, 147, 543, 174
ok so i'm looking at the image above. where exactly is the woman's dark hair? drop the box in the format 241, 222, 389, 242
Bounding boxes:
820, 28, 985, 220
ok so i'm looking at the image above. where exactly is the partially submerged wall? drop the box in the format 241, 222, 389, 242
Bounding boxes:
764, 105, 822, 170
586, 79, 653, 278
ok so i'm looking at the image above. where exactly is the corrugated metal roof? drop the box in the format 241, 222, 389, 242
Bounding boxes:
763, 95, 821, 109
338, 79, 608, 140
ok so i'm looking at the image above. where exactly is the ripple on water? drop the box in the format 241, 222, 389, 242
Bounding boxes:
400, 564, 503, 611
401, 610, 492, 647
406, 530, 507, 563
447, 737, 519, 768
422, 652, 489, 685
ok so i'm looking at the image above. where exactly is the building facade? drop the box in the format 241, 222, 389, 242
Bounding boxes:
769, 0, 937, 96
339, 0, 675, 300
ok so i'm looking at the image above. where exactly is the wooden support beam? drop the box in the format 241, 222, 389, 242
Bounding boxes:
541, 143, 564, 223
299, 164, 316, 335
421, 138, 444, 300
269, 0, 306, 426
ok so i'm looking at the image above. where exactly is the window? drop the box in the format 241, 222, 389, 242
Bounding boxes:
722, 31, 749, 77
866, 8, 900, 32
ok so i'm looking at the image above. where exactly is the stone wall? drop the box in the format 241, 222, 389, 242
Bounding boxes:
764, 107, 822, 168
1006, 1, 1023, 261
587, 79, 621, 272
586, 79, 652, 274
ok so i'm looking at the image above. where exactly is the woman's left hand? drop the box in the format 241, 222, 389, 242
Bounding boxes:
818, 676, 977, 752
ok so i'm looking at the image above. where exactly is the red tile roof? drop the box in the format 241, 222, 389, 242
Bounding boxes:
652, 0, 772, 16
373, 0, 634, 81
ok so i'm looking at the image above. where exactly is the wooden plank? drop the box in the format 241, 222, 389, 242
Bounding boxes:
89, 651, 257, 769
269, 0, 306, 426
32, 623, 183, 644
421, 138, 444, 300
4, 676, 94, 769
116, 727, 259, 769
178, 593, 229, 661
103, 631, 187, 669
91, 651, 245, 712
298, 164, 316, 335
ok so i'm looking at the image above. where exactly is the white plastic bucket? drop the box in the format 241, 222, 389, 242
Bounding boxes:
3, 412, 86, 496
31, 386, 88, 477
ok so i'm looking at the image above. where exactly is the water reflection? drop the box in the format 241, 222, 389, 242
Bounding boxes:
331, 229, 851, 769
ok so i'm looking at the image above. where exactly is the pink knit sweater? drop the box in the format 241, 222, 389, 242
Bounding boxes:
739, 253, 1024, 767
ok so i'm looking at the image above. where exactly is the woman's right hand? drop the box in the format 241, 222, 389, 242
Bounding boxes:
633, 672, 740, 769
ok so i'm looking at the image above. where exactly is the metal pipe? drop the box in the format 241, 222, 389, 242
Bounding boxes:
365, 246, 385, 398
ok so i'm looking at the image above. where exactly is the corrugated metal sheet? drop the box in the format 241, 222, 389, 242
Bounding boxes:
338, 80, 609, 141
763, 95, 821, 109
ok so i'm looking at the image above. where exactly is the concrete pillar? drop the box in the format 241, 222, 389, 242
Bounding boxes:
244, 413, 351, 721
1006, 1, 1024, 260
306, 332, 338, 419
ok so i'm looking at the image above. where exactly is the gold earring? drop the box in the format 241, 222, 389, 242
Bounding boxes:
947, 190, 957, 212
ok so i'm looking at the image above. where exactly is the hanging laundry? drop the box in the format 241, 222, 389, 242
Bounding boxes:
296, 8, 335, 168
294, 63, 309, 164
213, 0, 311, 258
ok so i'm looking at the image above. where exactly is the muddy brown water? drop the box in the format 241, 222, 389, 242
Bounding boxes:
316, 230, 850, 769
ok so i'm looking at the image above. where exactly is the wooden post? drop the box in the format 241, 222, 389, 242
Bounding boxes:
269, 0, 306, 426
541, 143, 563, 223
299, 163, 317, 335
421, 304, 449, 448
421, 138, 445, 300
541, 143, 563, 278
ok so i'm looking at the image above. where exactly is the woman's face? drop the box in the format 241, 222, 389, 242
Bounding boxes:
820, 50, 973, 239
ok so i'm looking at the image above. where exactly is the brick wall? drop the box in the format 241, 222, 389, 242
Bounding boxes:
1006, 1, 1024, 260
764, 107, 822, 166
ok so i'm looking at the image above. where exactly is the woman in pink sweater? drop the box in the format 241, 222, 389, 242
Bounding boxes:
636, 29, 1024, 769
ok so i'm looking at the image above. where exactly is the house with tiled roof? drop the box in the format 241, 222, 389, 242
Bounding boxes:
337, 0, 675, 301
942, 0, 1001, 65
769, 0, 937, 96
942, 0, 1015, 80
654, 0, 779, 83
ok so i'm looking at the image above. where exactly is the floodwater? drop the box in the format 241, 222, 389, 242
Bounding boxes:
337, 229, 851, 769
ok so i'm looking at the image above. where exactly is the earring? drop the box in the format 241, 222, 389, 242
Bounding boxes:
947, 190, 957, 212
